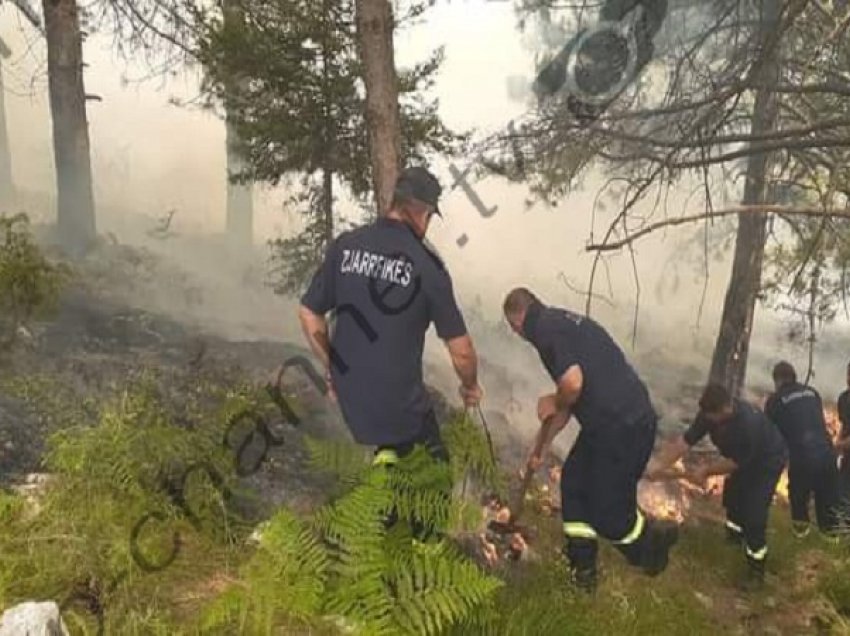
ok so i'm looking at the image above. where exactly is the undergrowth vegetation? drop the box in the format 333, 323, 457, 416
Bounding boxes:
0, 213, 70, 349
1, 371, 850, 634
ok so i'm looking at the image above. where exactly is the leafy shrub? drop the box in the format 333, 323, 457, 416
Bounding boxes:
0, 213, 70, 347
0, 375, 279, 632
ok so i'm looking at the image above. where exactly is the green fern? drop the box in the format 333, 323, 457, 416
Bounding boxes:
315, 455, 501, 635
442, 410, 505, 497
201, 443, 502, 635
303, 435, 371, 486
390, 540, 504, 635
200, 508, 330, 634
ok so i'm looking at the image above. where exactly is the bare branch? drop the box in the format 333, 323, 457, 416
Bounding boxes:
587, 204, 850, 252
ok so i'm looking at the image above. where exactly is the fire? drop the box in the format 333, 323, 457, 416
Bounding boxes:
638, 481, 689, 523
825, 405, 841, 443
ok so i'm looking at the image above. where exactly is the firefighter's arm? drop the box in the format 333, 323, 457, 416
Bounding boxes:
554, 364, 582, 412
687, 457, 737, 488
537, 365, 582, 420
529, 367, 580, 470
644, 435, 690, 480
298, 306, 330, 369
527, 410, 570, 470
445, 335, 481, 399
298, 306, 336, 399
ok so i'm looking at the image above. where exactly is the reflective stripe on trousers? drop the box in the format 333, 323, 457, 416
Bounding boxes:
612, 510, 645, 545
745, 544, 768, 561
373, 449, 399, 466
563, 522, 598, 539
725, 520, 742, 533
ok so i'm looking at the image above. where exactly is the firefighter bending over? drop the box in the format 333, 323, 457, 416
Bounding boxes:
648, 384, 788, 586
503, 287, 678, 592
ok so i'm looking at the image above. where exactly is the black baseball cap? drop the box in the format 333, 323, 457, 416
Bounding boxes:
394, 166, 443, 217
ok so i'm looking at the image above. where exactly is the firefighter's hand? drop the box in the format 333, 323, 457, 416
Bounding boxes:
460, 382, 484, 407
536, 394, 558, 423
525, 446, 544, 472
686, 465, 710, 489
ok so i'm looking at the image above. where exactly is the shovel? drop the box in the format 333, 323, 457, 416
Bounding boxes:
487, 413, 558, 536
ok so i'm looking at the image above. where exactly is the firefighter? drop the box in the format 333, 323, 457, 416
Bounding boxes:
298, 166, 483, 541
647, 384, 788, 585
764, 361, 840, 538
837, 361, 850, 507
503, 287, 678, 592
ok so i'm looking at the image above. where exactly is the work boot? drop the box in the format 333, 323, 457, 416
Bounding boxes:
570, 564, 598, 594
641, 519, 679, 576
613, 517, 678, 575
563, 537, 598, 594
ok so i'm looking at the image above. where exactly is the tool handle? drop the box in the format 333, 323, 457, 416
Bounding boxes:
510, 412, 564, 524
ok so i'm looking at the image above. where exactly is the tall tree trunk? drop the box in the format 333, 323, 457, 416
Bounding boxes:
708, 0, 782, 397
223, 0, 253, 247
320, 0, 334, 246
0, 50, 15, 205
322, 167, 333, 245
225, 118, 253, 247
43, 0, 96, 258
355, 0, 402, 217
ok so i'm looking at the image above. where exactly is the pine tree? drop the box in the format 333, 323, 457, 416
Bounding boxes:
196, 0, 465, 293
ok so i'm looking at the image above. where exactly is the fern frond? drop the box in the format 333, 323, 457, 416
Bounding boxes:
303, 434, 371, 484
442, 411, 503, 494
392, 542, 503, 635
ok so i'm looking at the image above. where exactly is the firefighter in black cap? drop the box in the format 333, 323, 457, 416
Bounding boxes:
765, 361, 840, 538
299, 166, 483, 541
648, 384, 788, 585
503, 287, 678, 592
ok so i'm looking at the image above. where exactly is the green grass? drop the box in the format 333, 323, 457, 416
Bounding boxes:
2, 373, 850, 635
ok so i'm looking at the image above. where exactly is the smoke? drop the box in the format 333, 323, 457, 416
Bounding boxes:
3, 0, 850, 459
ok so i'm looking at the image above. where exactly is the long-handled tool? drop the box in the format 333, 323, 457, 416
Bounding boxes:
486, 413, 560, 539
474, 404, 498, 469
505, 413, 558, 527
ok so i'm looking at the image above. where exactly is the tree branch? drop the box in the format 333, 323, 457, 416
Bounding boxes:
586, 204, 850, 252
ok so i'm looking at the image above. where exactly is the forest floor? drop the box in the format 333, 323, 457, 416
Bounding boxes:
0, 239, 848, 635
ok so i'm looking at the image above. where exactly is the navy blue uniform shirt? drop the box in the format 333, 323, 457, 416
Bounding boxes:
684, 399, 788, 469
522, 301, 656, 436
764, 382, 835, 464
838, 389, 850, 461
300, 217, 467, 446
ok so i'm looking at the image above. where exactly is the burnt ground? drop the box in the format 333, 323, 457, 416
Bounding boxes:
0, 286, 340, 507
0, 283, 527, 517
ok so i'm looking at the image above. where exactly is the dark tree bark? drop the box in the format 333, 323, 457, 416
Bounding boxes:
320, 0, 334, 245
43, 0, 96, 257
355, 0, 402, 217
0, 48, 15, 205
223, 0, 253, 248
224, 117, 253, 247
708, 0, 782, 397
